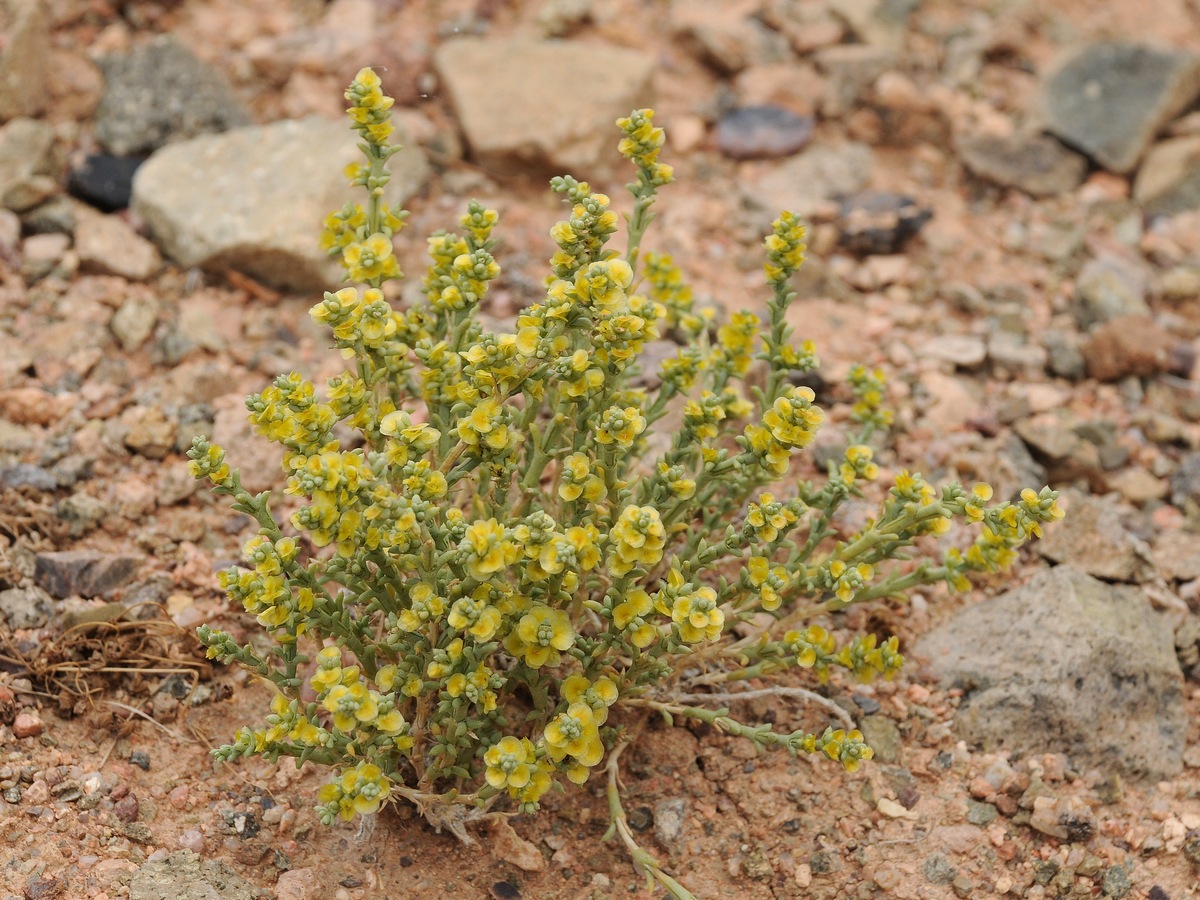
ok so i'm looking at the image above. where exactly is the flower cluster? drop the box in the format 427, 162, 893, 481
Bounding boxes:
192, 71, 1061, 893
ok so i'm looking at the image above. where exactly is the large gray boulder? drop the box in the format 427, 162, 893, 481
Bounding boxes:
916, 566, 1186, 779
95, 36, 252, 155
132, 117, 429, 292
434, 37, 654, 176
1040, 42, 1200, 174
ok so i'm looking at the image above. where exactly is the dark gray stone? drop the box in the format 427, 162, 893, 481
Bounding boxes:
0, 463, 57, 491
836, 190, 932, 255
95, 36, 252, 156
957, 131, 1088, 197
34, 550, 141, 599
916, 566, 1186, 779
67, 153, 145, 212
966, 800, 997, 826
20, 195, 76, 235
715, 105, 814, 160
1041, 42, 1200, 174
54, 494, 106, 538
1101, 865, 1132, 899
1171, 452, 1200, 507
923, 853, 957, 885
1043, 330, 1087, 380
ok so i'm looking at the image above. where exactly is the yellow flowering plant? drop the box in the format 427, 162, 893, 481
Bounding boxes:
188, 69, 1062, 897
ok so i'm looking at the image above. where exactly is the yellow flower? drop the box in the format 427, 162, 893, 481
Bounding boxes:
461, 518, 520, 580
322, 681, 380, 733
595, 405, 646, 447
559, 452, 605, 503
667, 586, 724, 643
544, 702, 604, 770
561, 674, 619, 725
612, 589, 658, 648
310, 646, 344, 692
747, 556, 788, 611
375, 665, 398, 692
505, 604, 574, 668
609, 505, 666, 576
447, 595, 503, 642
484, 736, 539, 791
343, 233, 400, 284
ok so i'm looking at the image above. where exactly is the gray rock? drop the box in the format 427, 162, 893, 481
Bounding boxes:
0, 118, 58, 212
957, 131, 1088, 197
1101, 865, 1132, 899
923, 335, 987, 368
1042, 330, 1087, 380
1013, 419, 1102, 489
715, 106, 813, 160
1041, 42, 1200, 174
746, 142, 873, 217
923, 853, 957, 885
130, 850, 260, 900
0, 0, 49, 122
0, 586, 53, 629
916, 566, 1186, 779
831, 0, 917, 50
966, 800, 996, 826
670, 0, 792, 74
1072, 254, 1151, 329
435, 38, 653, 176
34, 550, 141, 599
132, 117, 429, 291
815, 44, 896, 117
55, 493, 107, 538
0, 463, 57, 491
1133, 134, 1200, 216
653, 797, 687, 852
1036, 489, 1151, 582
987, 332, 1048, 373
858, 714, 901, 764
21, 195, 76, 235
1170, 451, 1200, 507
95, 36, 252, 156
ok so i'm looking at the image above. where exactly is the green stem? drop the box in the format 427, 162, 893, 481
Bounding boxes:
604, 738, 697, 900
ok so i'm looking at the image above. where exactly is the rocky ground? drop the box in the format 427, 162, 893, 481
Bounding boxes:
0, 0, 1199, 898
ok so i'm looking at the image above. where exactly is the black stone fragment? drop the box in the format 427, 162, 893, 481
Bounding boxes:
836, 190, 932, 255
67, 154, 145, 212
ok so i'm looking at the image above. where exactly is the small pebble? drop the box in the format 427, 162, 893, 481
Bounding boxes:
130, 750, 151, 771
114, 793, 139, 823
12, 712, 45, 738
178, 829, 205, 852
169, 785, 189, 809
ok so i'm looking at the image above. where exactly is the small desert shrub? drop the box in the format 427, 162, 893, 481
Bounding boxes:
188, 69, 1060, 897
